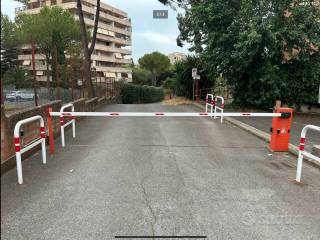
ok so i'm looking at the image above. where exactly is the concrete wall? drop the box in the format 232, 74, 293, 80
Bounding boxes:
1, 97, 109, 175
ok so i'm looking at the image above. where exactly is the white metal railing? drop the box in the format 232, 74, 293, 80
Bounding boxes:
214, 96, 225, 123
14, 116, 46, 184
295, 125, 320, 183
60, 103, 76, 147
205, 94, 215, 118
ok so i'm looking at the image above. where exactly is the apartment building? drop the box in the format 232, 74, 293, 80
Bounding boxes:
168, 52, 187, 64
15, 0, 132, 83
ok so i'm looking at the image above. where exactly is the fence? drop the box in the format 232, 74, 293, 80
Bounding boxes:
14, 115, 47, 184
59, 103, 76, 147
205, 94, 214, 117
295, 125, 320, 183
4, 77, 118, 111
214, 96, 225, 123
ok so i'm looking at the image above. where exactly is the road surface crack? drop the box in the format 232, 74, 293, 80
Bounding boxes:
128, 150, 156, 236
140, 178, 156, 236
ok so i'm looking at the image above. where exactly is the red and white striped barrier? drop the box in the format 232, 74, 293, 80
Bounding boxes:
214, 96, 225, 123
205, 94, 215, 118
47, 110, 292, 156
295, 125, 320, 183
50, 111, 283, 117
60, 103, 76, 147
14, 115, 46, 184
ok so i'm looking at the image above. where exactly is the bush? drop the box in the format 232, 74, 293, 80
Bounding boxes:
121, 84, 164, 104
132, 67, 152, 85
162, 77, 176, 91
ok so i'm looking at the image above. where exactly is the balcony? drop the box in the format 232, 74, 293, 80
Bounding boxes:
96, 34, 131, 46
79, 4, 131, 27
92, 54, 131, 64
84, 0, 128, 17
95, 66, 132, 73
16, 7, 41, 15
84, 19, 131, 37
22, 65, 49, 71
18, 54, 46, 60
95, 44, 132, 55
92, 55, 115, 62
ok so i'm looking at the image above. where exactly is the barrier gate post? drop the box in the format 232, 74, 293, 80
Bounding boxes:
47, 107, 55, 155
269, 108, 293, 152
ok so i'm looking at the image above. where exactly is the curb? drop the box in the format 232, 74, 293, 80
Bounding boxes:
191, 102, 320, 167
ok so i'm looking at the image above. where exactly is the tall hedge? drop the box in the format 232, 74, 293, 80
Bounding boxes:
121, 84, 164, 104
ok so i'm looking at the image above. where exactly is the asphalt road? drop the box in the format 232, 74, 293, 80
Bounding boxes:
1, 103, 320, 240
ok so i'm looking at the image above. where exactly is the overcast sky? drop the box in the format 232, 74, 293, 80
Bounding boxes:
1, 0, 190, 62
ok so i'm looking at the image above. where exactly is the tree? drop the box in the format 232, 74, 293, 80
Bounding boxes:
3, 67, 32, 89
165, 0, 320, 107
14, 12, 41, 105
162, 77, 176, 91
15, 6, 81, 100
1, 14, 19, 78
66, 40, 83, 100
132, 67, 152, 85
138, 52, 171, 86
174, 55, 212, 99
76, 0, 101, 98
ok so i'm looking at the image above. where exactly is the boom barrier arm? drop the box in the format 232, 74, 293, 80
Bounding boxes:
50, 112, 285, 117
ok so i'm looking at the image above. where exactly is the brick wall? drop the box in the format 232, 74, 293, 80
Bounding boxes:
1, 97, 110, 175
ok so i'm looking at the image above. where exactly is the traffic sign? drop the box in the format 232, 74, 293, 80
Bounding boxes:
192, 68, 197, 78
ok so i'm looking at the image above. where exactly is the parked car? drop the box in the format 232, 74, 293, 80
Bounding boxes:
5, 91, 37, 102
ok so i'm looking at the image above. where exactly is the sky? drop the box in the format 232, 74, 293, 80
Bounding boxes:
1, 0, 190, 62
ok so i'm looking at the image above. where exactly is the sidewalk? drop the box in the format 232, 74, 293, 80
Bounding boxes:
191, 102, 319, 165
223, 105, 319, 152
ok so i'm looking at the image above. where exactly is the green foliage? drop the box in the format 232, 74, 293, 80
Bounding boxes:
51, 30, 67, 84
162, 77, 176, 90
3, 67, 32, 88
15, 6, 81, 46
132, 67, 152, 85
174, 55, 213, 99
15, 6, 81, 88
158, 65, 175, 86
138, 52, 171, 86
1, 14, 18, 48
1, 14, 19, 77
121, 84, 164, 104
174, 0, 320, 107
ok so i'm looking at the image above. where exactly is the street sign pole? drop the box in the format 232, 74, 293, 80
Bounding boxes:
193, 77, 195, 101
195, 75, 200, 102
192, 68, 197, 102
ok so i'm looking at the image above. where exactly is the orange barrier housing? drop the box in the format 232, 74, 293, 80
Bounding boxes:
269, 108, 293, 152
